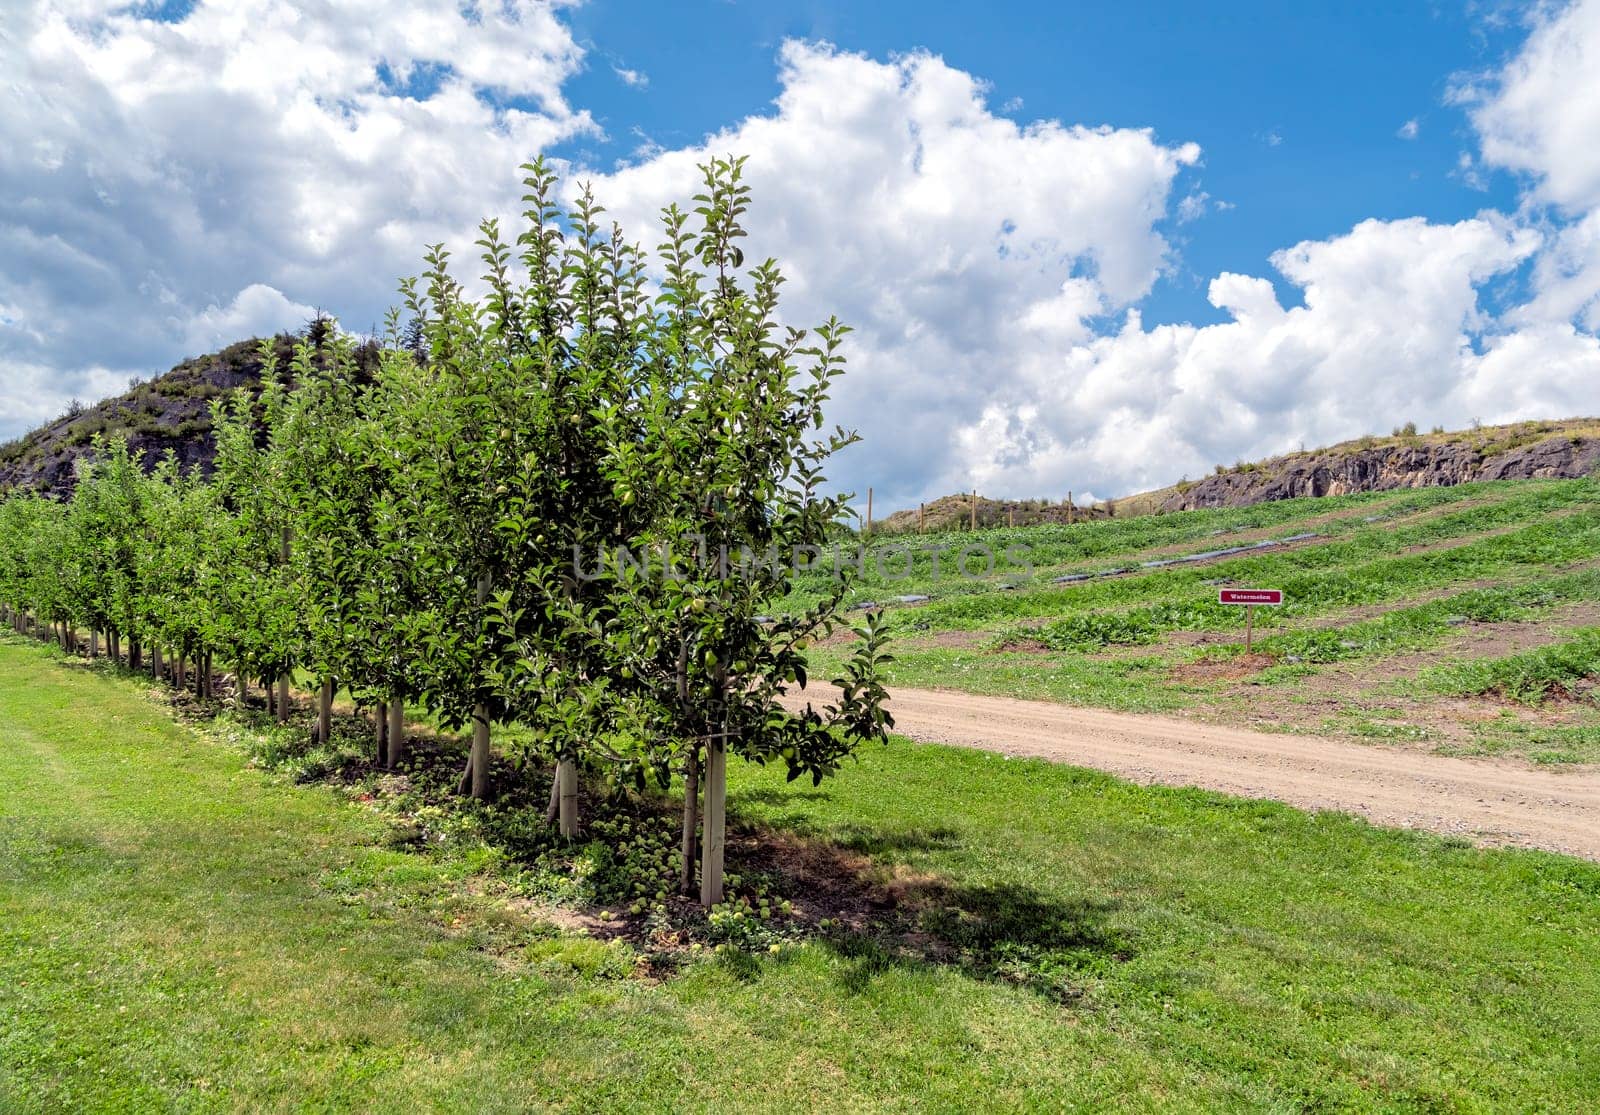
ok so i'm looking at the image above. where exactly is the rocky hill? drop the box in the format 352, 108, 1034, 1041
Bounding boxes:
0, 331, 378, 496
1154, 419, 1600, 513
888, 418, 1600, 528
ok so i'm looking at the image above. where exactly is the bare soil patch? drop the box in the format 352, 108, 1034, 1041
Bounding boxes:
1168, 654, 1276, 684
992, 633, 1053, 654
900, 628, 991, 651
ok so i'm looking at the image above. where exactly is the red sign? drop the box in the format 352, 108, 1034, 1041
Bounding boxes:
1219, 588, 1283, 606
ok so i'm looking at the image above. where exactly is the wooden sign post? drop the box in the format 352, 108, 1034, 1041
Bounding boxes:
1218, 588, 1284, 653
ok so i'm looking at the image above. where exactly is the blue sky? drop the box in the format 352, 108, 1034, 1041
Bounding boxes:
555, 1, 1529, 325
4, 1, 1599, 508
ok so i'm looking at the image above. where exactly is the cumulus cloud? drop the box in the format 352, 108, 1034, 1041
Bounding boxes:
1466, 0, 1600, 213
0, 0, 590, 435
0, 362, 132, 437
578, 37, 1600, 505
1463, 1, 1600, 339
5, 2, 1600, 510
955, 215, 1571, 498
580, 41, 1200, 506
180, 284, 317, 353
1397, 118, 1420, 140
939, 9, 1600, 503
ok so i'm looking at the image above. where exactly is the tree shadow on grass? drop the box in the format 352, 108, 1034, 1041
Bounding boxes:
736, 788, 834, 806
726, 821, 1132, 1005
201, 703, 1132, 1002
829, 882, 1128, 1003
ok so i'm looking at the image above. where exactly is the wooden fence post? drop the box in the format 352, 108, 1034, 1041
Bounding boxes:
918, 502, 925, 533
970, 489, 978, 531
865, 487, 873, 537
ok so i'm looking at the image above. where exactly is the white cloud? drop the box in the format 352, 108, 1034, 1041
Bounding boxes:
180, 283, 316, 354
613, 65, 649, 88
1466, 0, 1600, 212
579, 40, 1600, 506
0, 0, 590, 434
1176, 192, 1211, 223
580, 42, 1201, 506
948, 215, 1579, 499
1455, 151, 1490, 191
1514, 209, 1600, 331
5, 5, 1600, 510
0, 362, 131, 437
1464, 0, 1600, 344
1397, 118, 1420, 139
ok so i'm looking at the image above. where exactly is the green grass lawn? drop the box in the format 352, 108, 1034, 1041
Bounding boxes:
4, 637, 1600, 1111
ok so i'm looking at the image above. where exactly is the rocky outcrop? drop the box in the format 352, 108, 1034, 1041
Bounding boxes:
1159, 431, 1600, 512
0, 332, 379, 496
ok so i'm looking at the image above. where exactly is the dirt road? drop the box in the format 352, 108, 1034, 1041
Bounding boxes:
784, 685, 1600, 860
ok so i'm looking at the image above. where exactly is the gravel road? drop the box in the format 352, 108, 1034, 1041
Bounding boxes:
785, 685, 1600, 859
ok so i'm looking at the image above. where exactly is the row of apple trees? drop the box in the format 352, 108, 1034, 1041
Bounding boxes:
0, 156, 893, 904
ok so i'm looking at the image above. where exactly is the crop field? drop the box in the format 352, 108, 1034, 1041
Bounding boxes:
796, 478, 1600, 763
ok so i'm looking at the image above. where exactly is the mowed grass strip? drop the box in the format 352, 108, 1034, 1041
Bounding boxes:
3, 639, 1600, 1111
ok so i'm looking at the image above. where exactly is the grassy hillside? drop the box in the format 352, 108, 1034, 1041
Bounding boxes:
802, 478, 1600, 763
4, 637, 1600, 1109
